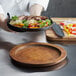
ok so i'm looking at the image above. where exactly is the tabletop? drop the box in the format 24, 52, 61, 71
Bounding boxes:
0, 18, 76, 76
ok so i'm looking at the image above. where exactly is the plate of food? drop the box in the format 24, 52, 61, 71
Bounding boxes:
7, 13, 53, 32
10, 42, 67, 67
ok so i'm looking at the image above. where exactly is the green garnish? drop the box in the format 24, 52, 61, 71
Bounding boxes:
39, 22, 46, 28
45, 19, 51, 25
24, 21, 29, 26
11, 16, 18, 21
37, 20, 42, 23
22, 21, 29, 28
22, 20, 27, 23
22, 26, 27, 28
24, 23, 28, 27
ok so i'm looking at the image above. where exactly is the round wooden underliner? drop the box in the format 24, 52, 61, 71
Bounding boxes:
10, 42, 67, 67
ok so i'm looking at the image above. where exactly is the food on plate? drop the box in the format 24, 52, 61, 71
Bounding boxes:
9, 16, 52, 28
60, 21, 76, 36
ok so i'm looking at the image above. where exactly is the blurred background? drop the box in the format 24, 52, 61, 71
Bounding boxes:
42, 0, 76, 17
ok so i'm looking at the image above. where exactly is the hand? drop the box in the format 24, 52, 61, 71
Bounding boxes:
0, 14, 14, 32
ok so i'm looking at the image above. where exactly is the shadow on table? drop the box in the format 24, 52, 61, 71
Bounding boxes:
0, 37, 17, 53
10, 58, 68, 73
0, 41, 16, 52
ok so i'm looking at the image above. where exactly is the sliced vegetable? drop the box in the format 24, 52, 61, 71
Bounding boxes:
37, 20, 42, 23
45, 19, 51, 25
22, 20, 27, 23
22, 26, 27, 28
39, 22, 46, 28
61, 22, 76, 36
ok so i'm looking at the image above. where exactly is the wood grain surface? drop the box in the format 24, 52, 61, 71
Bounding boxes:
46, 18, 76, 43
10, 42, 67, 67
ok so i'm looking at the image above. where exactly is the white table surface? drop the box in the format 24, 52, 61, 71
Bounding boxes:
0, 29, 76, 76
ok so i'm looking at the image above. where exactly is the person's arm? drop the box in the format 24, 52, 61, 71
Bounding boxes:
29, 4, 43, 16
0, 5, 12, 32
29, 0, 49, 16
0, 5, 6, 30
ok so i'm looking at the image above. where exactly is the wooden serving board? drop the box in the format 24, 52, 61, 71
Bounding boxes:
46, 18, 76, 43
10, 42, 67, 67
